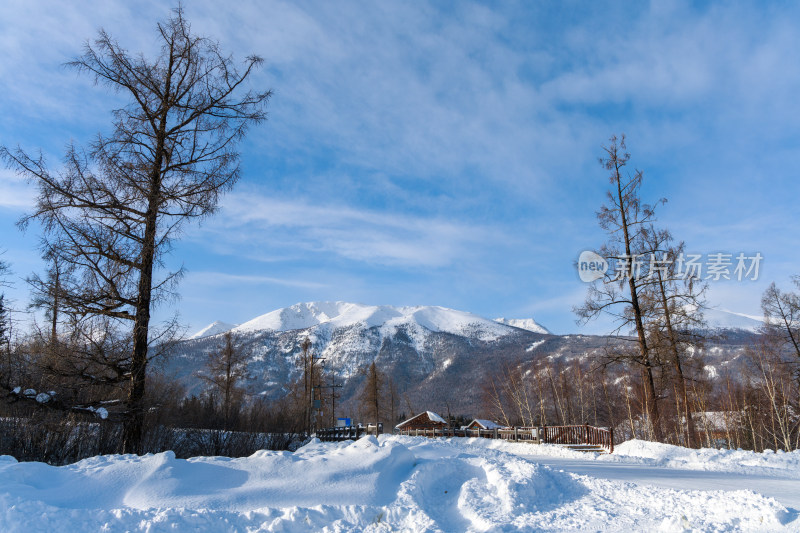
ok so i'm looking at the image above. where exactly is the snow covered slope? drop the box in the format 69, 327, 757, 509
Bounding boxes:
170, 302, 555, 413
190, 320, 237, 339
233, 301, 516, 341
0, 437, 795, 531
494, 317, 550, 334
174, 302, 759, 416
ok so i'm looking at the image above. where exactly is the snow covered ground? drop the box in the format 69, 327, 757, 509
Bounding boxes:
0, 436, 798, 532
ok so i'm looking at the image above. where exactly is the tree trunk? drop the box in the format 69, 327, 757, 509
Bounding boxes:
656, 270, 696, 447
615, 160, 662, 441
51, 258, 59, 346
122, 190, 158, 453
122, 112, 167, 453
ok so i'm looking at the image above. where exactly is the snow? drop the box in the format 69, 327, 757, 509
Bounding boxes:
526, 339, 546, 352
0, 437, 797, 531
425, 411, 446, 424
190, 320, 237, 339
495, 317, 550, 334
84, 406, 109, 420
396, 411, 447, 429
234, 301, 516, 341
607, 439, 800, 476
34, 392, 51, 403
467, 419, 504, 430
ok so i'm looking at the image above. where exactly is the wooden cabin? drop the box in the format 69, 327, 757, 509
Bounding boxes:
462, 419, 505, 431
395, 411, 447, 431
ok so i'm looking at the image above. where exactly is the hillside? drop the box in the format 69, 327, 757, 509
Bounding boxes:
165, 302, 759, 418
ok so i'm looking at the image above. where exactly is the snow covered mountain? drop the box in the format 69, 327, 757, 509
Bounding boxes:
193, 302, 550, 342
494, 317, 550, 335
172, 302, 759, 417
172, 302, 553, 413
232, 302, 516, 341
189, 321, 237, 339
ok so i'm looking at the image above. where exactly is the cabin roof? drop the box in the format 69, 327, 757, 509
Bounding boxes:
395, 410, 446, 429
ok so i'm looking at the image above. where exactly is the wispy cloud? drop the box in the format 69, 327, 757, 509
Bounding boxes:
185, 271, 328, 290
191, 189, 507, 268
1, 1, 798, 334
0, 170, 35, 210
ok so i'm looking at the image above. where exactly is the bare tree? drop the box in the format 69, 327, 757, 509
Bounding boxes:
27, 247, 77, 349
1, 8, 270, 452
640, 228, 706, 446
0, 256, 12, 355
575, 134, 664, 440
296, 337, 326, 433
360, 361, 384, 427
0, 295, 9, 357
196, 332, 249, 430
387, 377, 399, 427
762, 280, 800, 367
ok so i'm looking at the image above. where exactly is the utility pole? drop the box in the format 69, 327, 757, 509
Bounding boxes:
316, 376, 343, 427
300, 336, 326, 434
301, 337, 311, 434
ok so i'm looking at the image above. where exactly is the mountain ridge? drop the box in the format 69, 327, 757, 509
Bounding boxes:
190, 301, 550, 341
172, 302, 761, 418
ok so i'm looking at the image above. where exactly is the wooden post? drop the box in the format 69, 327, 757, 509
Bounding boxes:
610, 427, 614, 454
514, 427, 519, 441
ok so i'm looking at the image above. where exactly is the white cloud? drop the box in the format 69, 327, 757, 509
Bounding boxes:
0, 170, 35, 210
192, 190, 506, 268
185, 271, 327, 290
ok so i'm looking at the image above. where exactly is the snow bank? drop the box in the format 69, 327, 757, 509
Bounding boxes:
606, 439, 800, 477
0, 435, 795, 532
450, 435, 800, 478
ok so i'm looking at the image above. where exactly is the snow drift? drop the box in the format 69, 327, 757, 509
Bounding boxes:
0, 436, 795, 532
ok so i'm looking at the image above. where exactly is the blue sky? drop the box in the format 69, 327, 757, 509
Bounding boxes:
1, 0, 798, 335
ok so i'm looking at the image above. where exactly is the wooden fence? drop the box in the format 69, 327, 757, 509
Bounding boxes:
395, 424, 614, 453
317, 424, 383, 442
541, 425, 614, 452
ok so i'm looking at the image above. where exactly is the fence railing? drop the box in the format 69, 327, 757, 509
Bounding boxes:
316, 424, 383, 442
541, 425, 614, 452
395, 424, 614, 452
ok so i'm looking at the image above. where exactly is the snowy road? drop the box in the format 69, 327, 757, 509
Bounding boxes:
1, 436, 798, 531
526, 456, 800, 510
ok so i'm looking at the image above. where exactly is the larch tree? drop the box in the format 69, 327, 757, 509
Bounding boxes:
761, 279, 800, 389
27, 247, 74, 347
575, 134, 665, 441
196, 331, 249, 430
762, 280, 800, 363
0, 258, 12, 363
1, 8, 271, 452
360, 361, 384, 427
0, 295, 8, 355
640, 227, 706, 446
